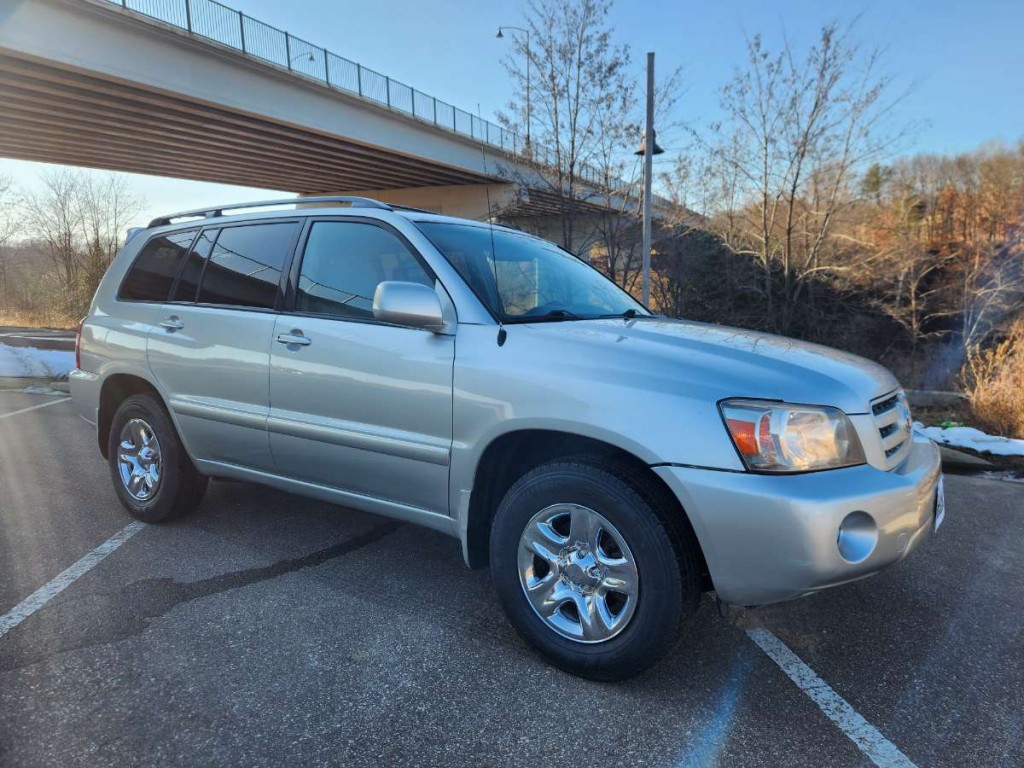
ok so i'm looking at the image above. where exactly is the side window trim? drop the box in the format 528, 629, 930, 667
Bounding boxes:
189, 218, 304, 312
167, 225, 219, 305
283, 216, 438, 323
116, 227, 199, 304
283, 217, 314, 312
191, 226, 220, 306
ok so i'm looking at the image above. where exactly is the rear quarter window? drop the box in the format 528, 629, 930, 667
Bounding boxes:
119, 230, 197, 303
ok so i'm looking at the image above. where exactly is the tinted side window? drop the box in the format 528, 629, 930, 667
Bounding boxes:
171, 229, 217, 303
296, 222, 431, 319
119, 230, 197, 302
196, 223, 298, 309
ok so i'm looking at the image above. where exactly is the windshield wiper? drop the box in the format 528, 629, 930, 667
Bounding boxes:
591, 308, 658, 320
506, 309, 582, 324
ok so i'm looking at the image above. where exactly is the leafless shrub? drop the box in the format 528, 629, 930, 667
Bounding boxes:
961, 318, 1024, 438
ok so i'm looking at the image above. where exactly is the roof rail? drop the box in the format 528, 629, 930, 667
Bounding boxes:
147, 196, 392, 228
387, 203, 436, 215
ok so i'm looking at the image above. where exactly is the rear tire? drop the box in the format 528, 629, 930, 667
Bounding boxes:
490, 457, 700, 681
107, 394, 207, 523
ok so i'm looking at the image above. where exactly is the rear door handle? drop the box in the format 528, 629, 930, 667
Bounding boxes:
159, 317, 184, 331
276, 332, 312, 347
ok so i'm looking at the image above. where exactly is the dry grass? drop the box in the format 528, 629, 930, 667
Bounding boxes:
0, 309, 75, 330
961, 319, 1024, 439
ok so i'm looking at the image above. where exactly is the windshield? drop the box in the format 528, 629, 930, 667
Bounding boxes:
417, 222, 649, 322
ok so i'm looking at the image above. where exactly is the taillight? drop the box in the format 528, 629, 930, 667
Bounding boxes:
75, 318, 85, 371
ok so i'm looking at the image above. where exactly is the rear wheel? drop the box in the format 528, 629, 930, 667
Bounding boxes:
107, 394, 207, 523
490, 458, 700, 681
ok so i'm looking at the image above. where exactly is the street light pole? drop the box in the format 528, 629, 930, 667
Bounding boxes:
497, 26, 531, 151
641, 51, 655, 307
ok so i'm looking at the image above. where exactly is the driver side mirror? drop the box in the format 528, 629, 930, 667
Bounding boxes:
373, 281, 446, 332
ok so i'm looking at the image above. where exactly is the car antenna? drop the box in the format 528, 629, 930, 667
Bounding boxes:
479, 141, 506, 347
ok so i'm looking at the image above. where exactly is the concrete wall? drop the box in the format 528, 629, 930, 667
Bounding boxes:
330, 187, 607, 260
334, 184, 520, 220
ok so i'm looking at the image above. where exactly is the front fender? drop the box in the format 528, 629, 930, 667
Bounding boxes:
448, 325, 744, 515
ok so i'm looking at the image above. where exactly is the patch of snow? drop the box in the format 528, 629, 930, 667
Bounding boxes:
20, 384, 68, 397
0, 343, 75, 378
914, 421, 1024, 457
977, 471, 1024, 484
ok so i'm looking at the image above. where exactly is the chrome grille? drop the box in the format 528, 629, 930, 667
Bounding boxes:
872, 393, 900, 417
871, 390, 912, 469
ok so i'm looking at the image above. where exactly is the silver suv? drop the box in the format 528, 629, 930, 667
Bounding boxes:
71, 197, 944, 680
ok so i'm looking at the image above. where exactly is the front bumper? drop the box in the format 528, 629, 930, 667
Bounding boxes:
654, 434, 942, 606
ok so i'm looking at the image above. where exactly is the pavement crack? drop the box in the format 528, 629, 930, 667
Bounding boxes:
0, 521, 402, 673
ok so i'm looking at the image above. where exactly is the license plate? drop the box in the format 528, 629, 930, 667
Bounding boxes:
934, 474, 946, 532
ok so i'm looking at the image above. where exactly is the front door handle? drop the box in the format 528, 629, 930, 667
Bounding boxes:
159, 317, 184, 331
276, 332, 312, 347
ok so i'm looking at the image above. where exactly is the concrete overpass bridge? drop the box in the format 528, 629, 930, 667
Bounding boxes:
0, 0, 645, 241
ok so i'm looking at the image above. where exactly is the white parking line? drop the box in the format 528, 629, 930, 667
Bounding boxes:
0, 397, 70, 420
0, 522, 146, 640
747, 629, 917, 768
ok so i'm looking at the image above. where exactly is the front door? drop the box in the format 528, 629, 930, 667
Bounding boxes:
268, 219, 455, 515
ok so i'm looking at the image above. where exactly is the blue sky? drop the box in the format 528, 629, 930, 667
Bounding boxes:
3, 0, 1022, 225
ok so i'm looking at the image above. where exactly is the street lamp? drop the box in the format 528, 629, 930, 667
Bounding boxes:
633, 129, 664, 159
496, 25, 531, 151
290, 52, 315, 67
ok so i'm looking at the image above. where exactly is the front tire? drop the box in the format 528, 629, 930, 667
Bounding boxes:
490, 458, 700, 681
107, 394, 207, 523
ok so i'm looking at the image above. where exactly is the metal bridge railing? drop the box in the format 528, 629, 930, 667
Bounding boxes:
105, 0, 612, 188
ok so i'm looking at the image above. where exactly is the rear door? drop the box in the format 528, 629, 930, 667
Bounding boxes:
147, 220, 301, 472
268, 218, 455, 515
110, 227, 199, 380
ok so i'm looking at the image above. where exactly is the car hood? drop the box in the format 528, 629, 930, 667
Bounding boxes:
522, 317, 899, 414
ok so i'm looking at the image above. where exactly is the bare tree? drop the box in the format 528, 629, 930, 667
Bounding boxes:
22, 169, 141, 319
497, 0, 634, 253
699, 22, 904, 333
864, 145, 1024, 366
23, 170, 84, 305
79, 174, 140, 295
0, 175, 20, 311
959, 235, 1024, 351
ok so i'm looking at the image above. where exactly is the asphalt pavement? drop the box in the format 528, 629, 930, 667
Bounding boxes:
0, 391, 1021, 767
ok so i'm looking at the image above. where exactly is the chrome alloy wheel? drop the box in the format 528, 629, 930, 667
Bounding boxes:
517, 503, 639, 643
117, 418, 162, 501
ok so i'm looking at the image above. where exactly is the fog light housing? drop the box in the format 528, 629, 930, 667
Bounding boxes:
837, 511, 877, 563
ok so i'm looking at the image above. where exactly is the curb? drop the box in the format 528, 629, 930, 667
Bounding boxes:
938, 445, 997, 470
0, 377, 69, 393
906, 390, 968, 408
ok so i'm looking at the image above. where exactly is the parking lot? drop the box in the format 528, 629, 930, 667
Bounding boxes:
1, 390, 1021, 767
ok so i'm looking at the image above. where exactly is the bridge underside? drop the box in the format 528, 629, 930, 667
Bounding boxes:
0, 51, 492, 193
0, 0, 666, 235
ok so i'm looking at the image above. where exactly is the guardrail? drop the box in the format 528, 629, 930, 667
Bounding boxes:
102, 0, 613, 188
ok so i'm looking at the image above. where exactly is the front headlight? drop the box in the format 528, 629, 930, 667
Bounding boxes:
720, 399, 866, 473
